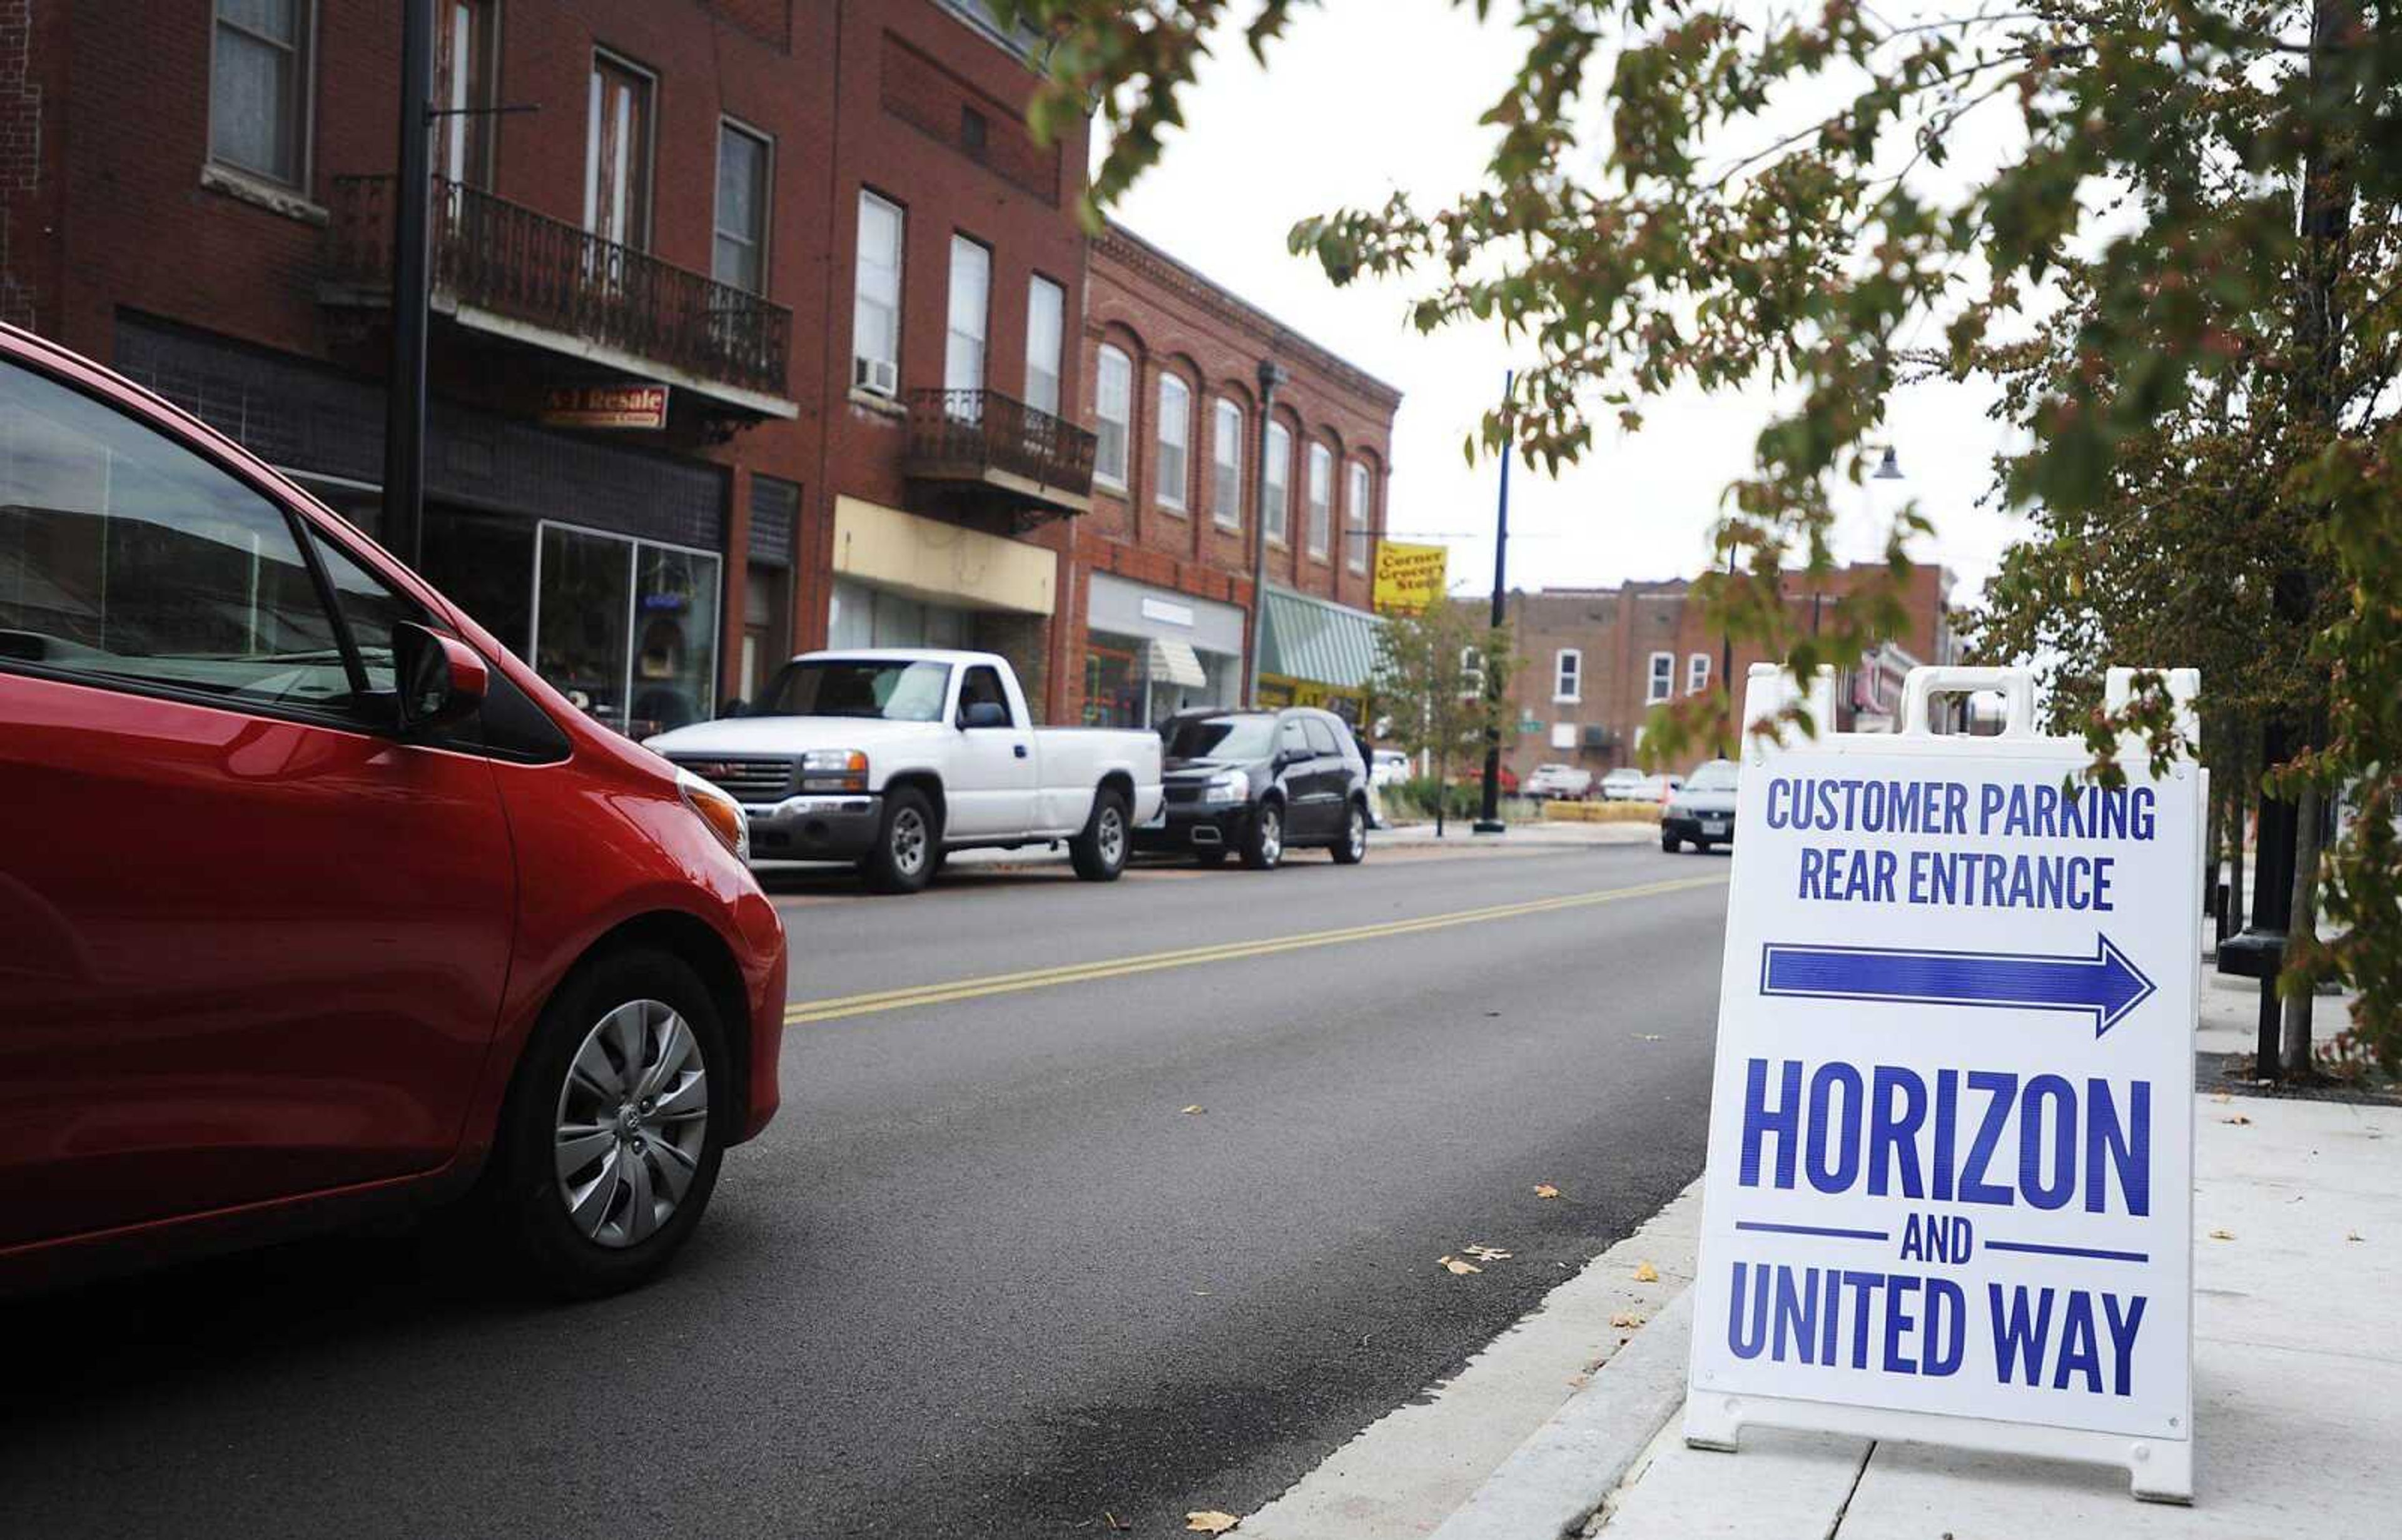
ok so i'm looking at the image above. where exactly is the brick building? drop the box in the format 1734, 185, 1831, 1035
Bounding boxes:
1476, 560, 1959, 784
1, 1, 1389, 734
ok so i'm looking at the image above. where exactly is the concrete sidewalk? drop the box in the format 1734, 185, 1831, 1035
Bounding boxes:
1409, 971, 2398, 1539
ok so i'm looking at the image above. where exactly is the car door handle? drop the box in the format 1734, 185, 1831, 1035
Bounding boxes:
1014, 744, 1028, 759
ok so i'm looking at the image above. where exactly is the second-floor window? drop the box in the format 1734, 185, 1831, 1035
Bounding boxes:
1026, 276, 1065, 415
1648, 651, 1675, 704
1688, 652, 1712, 694
945, 235, 990, 402
1346, 460, 1372, 572
1555, 649, 1581, 703
211, 0, 313, 188
1212, 398, 1244, 529
436, 1, 498, 189
712, 121, 772, 295
1264, 420, 1292, 544
1307, 442, 1333, 559
585, 53, 653, 251
853, 191, 903, 396
1094, 346, 1132, 487
1156, 374, 1191, 513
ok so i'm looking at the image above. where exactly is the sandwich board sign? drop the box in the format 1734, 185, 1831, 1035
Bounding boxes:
1686, 663, 2204, 1503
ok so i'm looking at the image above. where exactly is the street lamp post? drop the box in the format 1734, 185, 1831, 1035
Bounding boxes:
1473, 370, 1513, 834
1244, 358, 1288, 709
380, 0, 436, 568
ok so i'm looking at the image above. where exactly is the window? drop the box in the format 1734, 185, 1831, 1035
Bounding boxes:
1301, 716, 1340, 756
1155, 374, 1192, 512
1550, 722, 1578, 750
435, 1, 498, 189
957, 664, 1010, 727
1460, 646, 1486, 699
1094, 345, 1132, 487
712, 120, 773, 295
945, 235, 991, 403
1554, 648, 1581, 703
1306, 442, 1333, 559
1212, 398, 1244, 529
1688, 652, 1711, 694
1025, 276, 1065, 415
309, 529, 432, 694
584, 54, 654, 250
853, 191, 904, 394
1264, 420, 1292, 544
1346, 460, 1372, 573
1647, 651, 1675, 704
0, 355, 371, 711
211, 0, 313, 187
1278, 716, 1311, 758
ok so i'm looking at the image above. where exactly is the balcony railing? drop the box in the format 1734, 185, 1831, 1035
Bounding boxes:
327, 175, 791, 400
902, 388, 1096, 511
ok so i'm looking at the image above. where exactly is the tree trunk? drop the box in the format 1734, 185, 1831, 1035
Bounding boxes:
2282, 780, 2324, 1073
2223, 766, 2247, 940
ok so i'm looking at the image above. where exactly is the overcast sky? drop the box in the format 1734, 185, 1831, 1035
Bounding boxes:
1101, 0, 2035, 610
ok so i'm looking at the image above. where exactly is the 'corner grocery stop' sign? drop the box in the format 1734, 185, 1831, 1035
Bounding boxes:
1687, 664, 2202, 1504
1372, 541, 1447, 613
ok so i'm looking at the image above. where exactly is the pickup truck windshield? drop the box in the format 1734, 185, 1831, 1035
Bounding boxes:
1163, 715, 1276, 761
758, 659, 951, 721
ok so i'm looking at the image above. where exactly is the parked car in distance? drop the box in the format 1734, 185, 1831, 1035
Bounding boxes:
1598, 766, 1650, 801
0, 323, 786, 1299
1663, 759, 1740, 852
1371, 749, 1412, 789
648, 649, 1163, 894
1523, 762, 1594, 800
1140, 707, 1371, 869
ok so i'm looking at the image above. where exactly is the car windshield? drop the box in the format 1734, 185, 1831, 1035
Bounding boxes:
1163, 714, 1277, 761
1686, 761, 1739, 792
756, 659, 951, 721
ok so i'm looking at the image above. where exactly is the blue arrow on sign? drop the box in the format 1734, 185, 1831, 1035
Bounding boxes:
1759, 934, 2157, 1036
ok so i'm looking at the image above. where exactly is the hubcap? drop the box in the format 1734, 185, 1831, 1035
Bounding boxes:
1260, 809, 1282, 863
892, 806, 927, 875
1098, 806, 1125, 865
1349, 809, 1366, 857
554, 998, 709, 1249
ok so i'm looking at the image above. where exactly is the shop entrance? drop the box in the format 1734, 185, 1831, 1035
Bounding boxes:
533, 519, 721, 739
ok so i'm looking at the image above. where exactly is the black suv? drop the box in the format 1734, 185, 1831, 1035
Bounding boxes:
1140, 707, 1371, 870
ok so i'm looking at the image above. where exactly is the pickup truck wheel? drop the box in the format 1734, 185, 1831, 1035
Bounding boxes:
1070, 788, 1130, 882
1329, 801, 1368, 865
864, 789, 937, 894
1240, 801, 1285, 871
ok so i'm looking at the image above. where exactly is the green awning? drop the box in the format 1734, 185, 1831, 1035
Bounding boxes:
1260, 585, 1383, 692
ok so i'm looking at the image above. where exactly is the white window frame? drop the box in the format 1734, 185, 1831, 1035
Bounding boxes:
1094, 345, 1133, 488
1647, 651, 1675, 704
583, 50, 656, 251
852, 190, 905, 393
1554, 648, 1581, 704
1460, 644, 1485, 700
210, 0, 318, 190
1212, 397, 1244, 530
1688, 652, 1711, 694
712, 116, 773, 296
1264, 420, 1292, 545
1155, 373, 1192, 514
945, 233, 991, 403
1025, 275, 1065, 416
1345, 460, 1371, 573
1306, 442, 1333, 559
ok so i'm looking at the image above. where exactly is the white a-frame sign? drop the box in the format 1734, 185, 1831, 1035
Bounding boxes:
1686, 664, 2203, 1503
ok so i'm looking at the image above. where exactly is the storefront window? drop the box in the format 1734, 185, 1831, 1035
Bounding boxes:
534, 522, 718, 739
1083, 631, 1142, 727
630, 545, 719, 738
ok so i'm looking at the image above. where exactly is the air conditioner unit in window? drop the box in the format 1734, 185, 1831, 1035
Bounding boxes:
1581, 725, 1616, 750
853, 356, 899, 398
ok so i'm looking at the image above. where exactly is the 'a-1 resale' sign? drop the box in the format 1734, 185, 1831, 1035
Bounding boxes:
1686, 664, 2202, 1504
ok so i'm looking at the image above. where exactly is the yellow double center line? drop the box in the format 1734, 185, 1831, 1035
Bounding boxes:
782, 873, 1728, 1026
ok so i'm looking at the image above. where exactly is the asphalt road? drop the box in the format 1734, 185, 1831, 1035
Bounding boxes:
0, 840, 1733, 1539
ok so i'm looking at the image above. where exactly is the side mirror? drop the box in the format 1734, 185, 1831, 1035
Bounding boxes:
960, 700, 1010, 730
393, 621, 488, 733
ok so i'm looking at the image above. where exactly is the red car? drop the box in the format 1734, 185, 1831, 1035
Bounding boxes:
0, 324, 785, 1297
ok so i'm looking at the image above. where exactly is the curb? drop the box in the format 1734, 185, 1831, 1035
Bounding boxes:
1428, 1287, 1695, 1540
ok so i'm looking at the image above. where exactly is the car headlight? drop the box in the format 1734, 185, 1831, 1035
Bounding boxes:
678, 769, 749, 864
1202, 771, 1247, 804
800, 748, 868, 793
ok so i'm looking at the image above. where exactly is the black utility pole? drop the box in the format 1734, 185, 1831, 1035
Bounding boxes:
1244, 358, 1288, 709
381, 0, 437, 567
1472, 371, 1513, 835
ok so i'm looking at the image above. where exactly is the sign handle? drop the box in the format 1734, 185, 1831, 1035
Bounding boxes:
1897, 665, 2037, 739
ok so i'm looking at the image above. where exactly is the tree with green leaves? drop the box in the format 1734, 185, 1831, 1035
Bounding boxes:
998, 0, 2402, 1070
1368, 601, 1517, 836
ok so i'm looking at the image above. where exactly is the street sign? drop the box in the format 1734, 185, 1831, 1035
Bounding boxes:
540, 382, 669, 430
1686, 664, 2204, 1504
1372, 541, 1448, 613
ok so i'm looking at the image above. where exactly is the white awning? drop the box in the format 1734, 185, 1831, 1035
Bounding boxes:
1147, 637, 1209, 689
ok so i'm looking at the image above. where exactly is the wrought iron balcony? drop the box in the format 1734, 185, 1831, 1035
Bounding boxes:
901, 388, 1096, 517
325, 175, 791, 407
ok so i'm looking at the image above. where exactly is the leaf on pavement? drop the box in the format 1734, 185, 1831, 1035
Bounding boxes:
1633, 1261, 1660, 1283
1182, 1105, 1205, 1115
1534, 1183, 1561, 1199
1438, 1255, 1483, 1275
1638, 1033, 1663, 1041
1611, 1311, 1646, 1329
2212, 1092, 2233, 1103
1185, 1511, 1242, 1533
2347, 1230, 2365, 1242
1105, 1513, 1130, 1532
2209, 1228, 2235, 1240
1463, 1244, 1513, 1261
2222, 1113, 2254, 1125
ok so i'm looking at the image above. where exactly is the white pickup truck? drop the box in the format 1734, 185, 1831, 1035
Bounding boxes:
645, 649, 1163, 893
